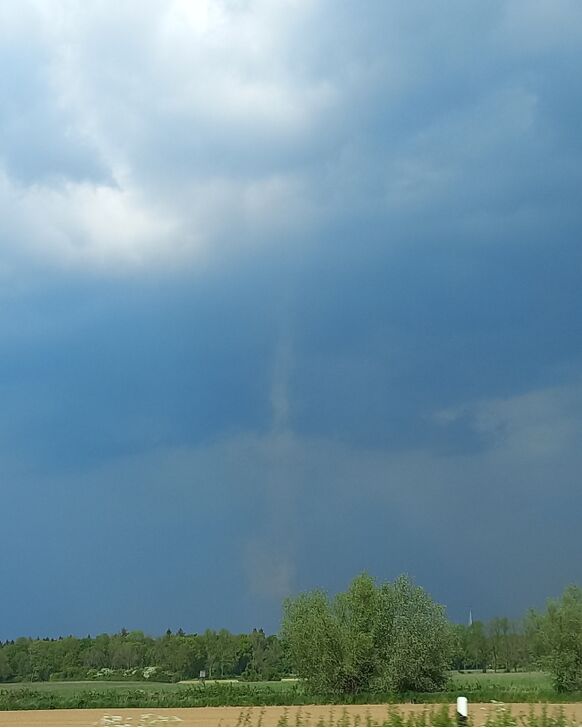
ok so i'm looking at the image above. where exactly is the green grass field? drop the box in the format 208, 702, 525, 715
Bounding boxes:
0, 680, 183, 694
0, 679, 297, 695
178, 679, 299, 691
450, 670, 552, 687
0, 672, 551, 695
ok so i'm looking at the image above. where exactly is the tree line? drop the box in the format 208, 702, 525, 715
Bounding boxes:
0, 627, 285, 683
453, 586, 582, 690
451, 618, 528, 673
1, 575, 582, 693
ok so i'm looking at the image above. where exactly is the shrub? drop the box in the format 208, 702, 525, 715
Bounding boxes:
281, 574, 453, 695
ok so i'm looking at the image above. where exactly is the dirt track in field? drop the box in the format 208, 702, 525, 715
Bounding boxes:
1, 703, 582, 727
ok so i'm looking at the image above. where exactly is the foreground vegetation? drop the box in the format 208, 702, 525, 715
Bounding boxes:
221, 705, 582, 728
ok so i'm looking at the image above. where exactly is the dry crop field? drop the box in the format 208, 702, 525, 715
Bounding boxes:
2, 703, 582, 727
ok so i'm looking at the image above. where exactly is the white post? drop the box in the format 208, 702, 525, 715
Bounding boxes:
456, 696, 468, 726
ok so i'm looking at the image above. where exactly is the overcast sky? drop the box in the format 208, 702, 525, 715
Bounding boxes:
1, 0, 582, 639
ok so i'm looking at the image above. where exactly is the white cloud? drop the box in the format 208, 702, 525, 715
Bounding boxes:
473, 385, 582, 461
0, 0, 335, 272
435, 380, 582, 462
0, 172, 179, 271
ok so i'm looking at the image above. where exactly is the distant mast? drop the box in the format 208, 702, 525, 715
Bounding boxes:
468, 609, 473, 627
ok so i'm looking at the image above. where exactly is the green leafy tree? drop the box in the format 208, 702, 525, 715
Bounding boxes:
232, 634, 253, 676
466, 621, 489, 671
281, 587, 343, 693
534, 585, 582, 691
488, 617, 508, 672
450, 624, 471, 671
28, 640, 54, 681
0, 648, 11, 681
507, 621, 528, 672
244, 630, 283, 681
281, 573, 453, 695
215, 629, 237, 678
202, 629, 220, 679
376, 575, 453, 692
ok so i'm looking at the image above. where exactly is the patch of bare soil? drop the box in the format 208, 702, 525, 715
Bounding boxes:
1, 702, 581, 727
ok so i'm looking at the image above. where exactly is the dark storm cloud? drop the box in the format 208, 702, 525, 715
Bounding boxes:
0, 0, 582, 638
